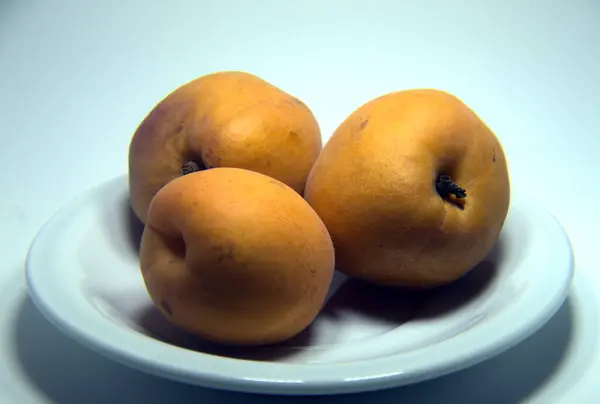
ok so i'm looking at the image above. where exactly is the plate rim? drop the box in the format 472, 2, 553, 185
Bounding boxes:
25, 174, 575, 395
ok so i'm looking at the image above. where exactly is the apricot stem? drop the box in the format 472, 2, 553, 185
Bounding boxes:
181, 160, 204, 176
436, 174, 467, 199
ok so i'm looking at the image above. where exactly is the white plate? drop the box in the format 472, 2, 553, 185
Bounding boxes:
25, 175, 574, 396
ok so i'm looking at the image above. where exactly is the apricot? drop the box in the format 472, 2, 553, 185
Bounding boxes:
128, 71, 322, 224
139, 167, 335, 345
304, 89, 510, 288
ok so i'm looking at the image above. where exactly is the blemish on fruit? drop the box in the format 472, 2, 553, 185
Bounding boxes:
203, 147, 214, 159
161, 300, 173, 316
359, 119, 369, 130
203, 152, 221, 169
214, 244, 235, 263
289, 131, 299, 139
492, 148, 496, 162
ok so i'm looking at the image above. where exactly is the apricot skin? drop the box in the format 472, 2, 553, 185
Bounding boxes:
304, 89, 510, 288
129, 71, 322, 224
139, 167, 335, 346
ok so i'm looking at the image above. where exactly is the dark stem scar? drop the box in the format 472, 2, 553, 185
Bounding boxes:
436, 174, 467, 199
161, 300, 173, 316
181, 160, 206, 176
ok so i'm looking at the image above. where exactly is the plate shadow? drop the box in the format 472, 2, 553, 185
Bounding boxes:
135, 304, 316, 362
319, 276, 427, 325
320, 237, 505, 323
125, 198, 144, 255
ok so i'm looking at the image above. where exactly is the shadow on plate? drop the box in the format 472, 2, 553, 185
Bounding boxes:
136, 304, 316, 362
412, 237, 503, 319
319, 272, 425, 324
125, 199, 144, 254
13, 290, 575, 404
320, 236, 504, 323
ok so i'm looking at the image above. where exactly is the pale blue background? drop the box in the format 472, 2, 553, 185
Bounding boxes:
1, 1, 599, 402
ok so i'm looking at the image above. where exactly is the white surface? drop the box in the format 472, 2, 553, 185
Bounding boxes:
25, 175, 574, 395
1, 0, 599, 402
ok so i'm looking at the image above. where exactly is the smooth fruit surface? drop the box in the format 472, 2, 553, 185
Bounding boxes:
304, 89, 510, 287
140, 167, 335, 345
129, 71, 322, 223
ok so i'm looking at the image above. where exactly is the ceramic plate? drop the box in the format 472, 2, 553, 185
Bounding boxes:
25, 175, 574, 396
